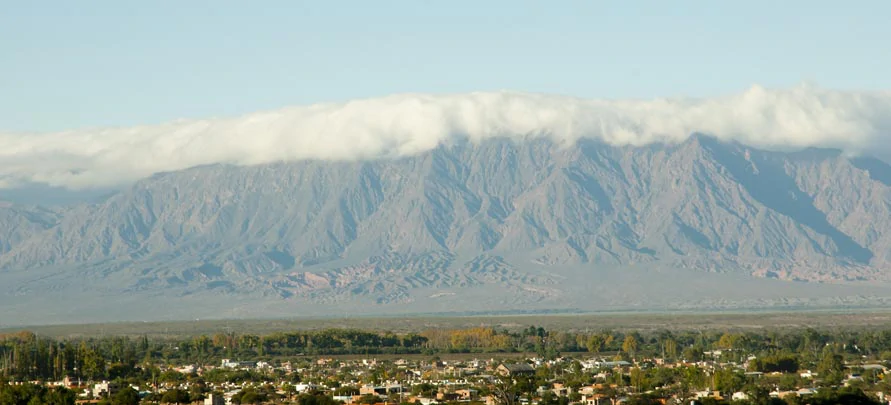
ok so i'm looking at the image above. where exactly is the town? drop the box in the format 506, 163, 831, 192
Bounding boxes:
3, 324, 891, 404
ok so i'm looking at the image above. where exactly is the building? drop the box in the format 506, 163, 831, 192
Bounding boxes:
581, 394, 610, 405
92, 381, 120, 398
496, 363, 536, 377
594, 360, 632, 368
294, 383, 322, 393
204, 393, 226, 405
360, 384, 403, 396
221, 359, 256, 369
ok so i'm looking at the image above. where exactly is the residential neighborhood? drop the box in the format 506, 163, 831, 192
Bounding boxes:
3, 325, 891, 404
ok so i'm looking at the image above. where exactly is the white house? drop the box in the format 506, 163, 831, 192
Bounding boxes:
294, 383, 322, 393
92, 381, 120, 398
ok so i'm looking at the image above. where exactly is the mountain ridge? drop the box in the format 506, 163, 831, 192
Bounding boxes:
3, 135, 891, 324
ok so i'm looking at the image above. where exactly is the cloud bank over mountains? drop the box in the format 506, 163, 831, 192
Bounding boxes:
2, 84, 891, 190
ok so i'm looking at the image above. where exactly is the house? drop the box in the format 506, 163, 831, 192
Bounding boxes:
204, 393, 226, 405
581, 394, 610, 405
594, 360, 631, 368
694, 389, 723, 401
861, 364, 888, 373
455, 389, 478, 400
799, 370, 817, 379
796, 388, 817, 397
360, 385, 387, 396
294, 383, 322, 393
496, 363, 535, 377
413, 397, 439, 405
92, 381, 120, 398
360, 384, 403, 396
174, 365, 196, 374
220, 359, 256, 369
843, 373, 864, 386
551, 383, 570, 397
62, 376, 79, 388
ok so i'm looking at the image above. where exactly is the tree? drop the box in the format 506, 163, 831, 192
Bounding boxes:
630, 367, 647, 393
283, 384, 297, 401
356, 394, 380, 405
335, 386, 361, 397
143, 392, 162, 404
538, 391, 569, 405
624, 394, 663, 405
716, 332, 746, 350
742, 382, 772, 405
410, 383, 434, 397
189, 380, 208, 402
111, 387, 140, 405
682, 346, 704, 362
160, 389, 190, 405
662, 338, 678, 361
818, 352, 844, 376
622, 335, 639, 358
490, 374, 522, 405
0, 384, 76, 405
714, 367, 745, 394
80, 346, 106, 381
810, 387, 881, 405
679, 366, 706, 391
296, 392, 343, 405
585, 335, 604, 353
44, 387, 77, 405
747, 354, 799, 373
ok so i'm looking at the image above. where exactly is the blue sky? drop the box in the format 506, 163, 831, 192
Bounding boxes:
2, 0, 890, 132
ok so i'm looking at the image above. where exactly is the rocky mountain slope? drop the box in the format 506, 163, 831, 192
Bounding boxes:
0, 203, 58, 254
3, 135, 891, 324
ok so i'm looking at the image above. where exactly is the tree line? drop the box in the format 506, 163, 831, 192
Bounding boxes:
5, 326, 891, 382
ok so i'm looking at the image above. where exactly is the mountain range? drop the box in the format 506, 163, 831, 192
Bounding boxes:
3, 135, 891, 325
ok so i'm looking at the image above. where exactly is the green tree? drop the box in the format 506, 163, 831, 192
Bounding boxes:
0, 384, 75, 405
714, 367, 745, 394
296, 392, 343, 405
624, 394, 663, 405
356, 394, 380, 405
818, 352, 844, 375
682, 346, 704, 362
538, 391, 569, 405
490, 374, 522, 405
662, 338, 678, 361
80, 347, 106, 381
747, 354, 799, 373
585, 335, 604, 353
111, 387, 140, 405
810, 387, 881, 405
630, 367, 647, 393
45, 387, 77, 405
622, 335, 639, 358
160, 389, 190, 405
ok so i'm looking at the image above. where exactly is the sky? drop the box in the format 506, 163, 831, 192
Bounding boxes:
3, 0, 891, 133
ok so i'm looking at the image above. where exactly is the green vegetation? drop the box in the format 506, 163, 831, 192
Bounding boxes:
5, 325, 891, 381
4, 319, 891, 404
0, 382, 76, 405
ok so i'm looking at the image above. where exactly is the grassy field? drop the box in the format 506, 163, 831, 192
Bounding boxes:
4, 309, 891, 338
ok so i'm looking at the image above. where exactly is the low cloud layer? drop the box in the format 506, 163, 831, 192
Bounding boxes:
2, 84, 891, 190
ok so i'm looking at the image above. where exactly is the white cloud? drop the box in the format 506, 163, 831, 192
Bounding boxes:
2, 84, 891, 189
